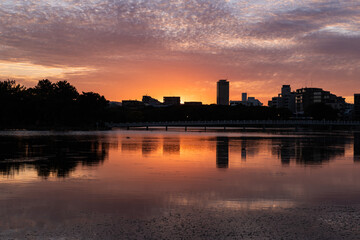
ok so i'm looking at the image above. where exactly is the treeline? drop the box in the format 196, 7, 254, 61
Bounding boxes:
0, 80, 108, 129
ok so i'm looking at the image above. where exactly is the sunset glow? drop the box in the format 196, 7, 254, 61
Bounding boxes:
0, 0, 359, 104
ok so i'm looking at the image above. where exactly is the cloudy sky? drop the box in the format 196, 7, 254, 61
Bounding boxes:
0, 0, 359, 104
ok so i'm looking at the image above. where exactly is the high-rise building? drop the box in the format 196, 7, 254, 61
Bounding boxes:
242, 93, 247, 102
217, 79, 229, 105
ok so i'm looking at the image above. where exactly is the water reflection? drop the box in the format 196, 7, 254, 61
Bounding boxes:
1, 131, 360, 237
163, 137, 180, 155
216, 137, 229, 168
142, 137, 160, 156
0, 134, 115, 178
272, 137, 348, 165
354, 133, 360, 162
0, 132, 358, 180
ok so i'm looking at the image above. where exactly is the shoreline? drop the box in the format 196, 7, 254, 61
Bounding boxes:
2, 204, 360, 239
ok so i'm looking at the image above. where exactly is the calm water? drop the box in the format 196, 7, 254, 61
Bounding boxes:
1, 130, 360, 232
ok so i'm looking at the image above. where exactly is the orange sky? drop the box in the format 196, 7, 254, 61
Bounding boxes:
0, 0, 359, 105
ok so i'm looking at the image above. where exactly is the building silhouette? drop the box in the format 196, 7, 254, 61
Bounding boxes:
163, 96, 180, 106
296, 88, 346, 114
230, 92, 262, 106
142, 95, 162, 106
268, 85, 296, 113
217, 79, 229, 105
122, 100, 145, 108
242, 93, 247, 102
184, 101, 202, 106
269, 85, 347, 115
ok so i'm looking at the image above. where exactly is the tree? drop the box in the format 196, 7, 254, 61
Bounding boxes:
55, 81, 79, 102
33, 79, 55, 99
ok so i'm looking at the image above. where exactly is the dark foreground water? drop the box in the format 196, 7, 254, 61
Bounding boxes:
1, 130, 360, 239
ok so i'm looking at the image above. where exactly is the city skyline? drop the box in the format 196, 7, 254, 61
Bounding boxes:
0, 1, 359, 104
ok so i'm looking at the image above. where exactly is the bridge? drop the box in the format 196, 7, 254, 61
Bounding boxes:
106, 120, 360, 131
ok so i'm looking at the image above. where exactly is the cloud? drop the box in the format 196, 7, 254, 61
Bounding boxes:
0, 0, 359, 102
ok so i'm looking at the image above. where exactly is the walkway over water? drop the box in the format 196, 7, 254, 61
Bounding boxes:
107, 120, 360, 130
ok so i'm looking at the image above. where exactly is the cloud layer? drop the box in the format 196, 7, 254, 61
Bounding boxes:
0, 0, 359, 103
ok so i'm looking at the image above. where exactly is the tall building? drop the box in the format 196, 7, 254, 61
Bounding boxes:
354, 94, 360, 120
217, 79, 229, 105
268, 85, 296, 113
163, 96, 180, 105
242, 93, 247, 102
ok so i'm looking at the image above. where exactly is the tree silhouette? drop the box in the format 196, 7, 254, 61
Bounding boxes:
0, 79, 109, 129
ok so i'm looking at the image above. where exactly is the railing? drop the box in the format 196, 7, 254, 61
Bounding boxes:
106, 120, 360, 128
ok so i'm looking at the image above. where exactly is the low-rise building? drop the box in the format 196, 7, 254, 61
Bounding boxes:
184, 101, 202, 106
268, 85, 296, 113
122, 100, 144, 108
295, 88, 346, 114
142, 95, 162, 106
163, 96, 181, 106
230, 93, 263, 106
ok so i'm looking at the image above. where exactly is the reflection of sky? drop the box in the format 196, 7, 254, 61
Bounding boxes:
0, 1, 359, 103
1, 131, 360, 235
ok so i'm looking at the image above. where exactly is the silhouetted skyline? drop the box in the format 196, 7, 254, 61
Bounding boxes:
0, 1, 359, 104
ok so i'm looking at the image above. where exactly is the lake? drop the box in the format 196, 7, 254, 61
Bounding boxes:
1, 130, 360, 239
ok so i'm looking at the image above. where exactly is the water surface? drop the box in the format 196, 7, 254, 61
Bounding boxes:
1, 130, 360, 236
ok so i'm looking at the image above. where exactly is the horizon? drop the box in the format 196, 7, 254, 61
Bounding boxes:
0, 1, 359, 104
6, 79, 356, 105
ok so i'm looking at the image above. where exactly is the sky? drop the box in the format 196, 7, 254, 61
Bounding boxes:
0, 0, 359, 104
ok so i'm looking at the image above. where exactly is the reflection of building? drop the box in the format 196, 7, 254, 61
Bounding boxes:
216, 137, 229, 168
354, 133, 360, 162
278, 141, 296, 165
121, 141, 142, 152
163, 96, 181, 106
354, 94, 360, 120
272, 137, 347, 165
142, 137, 160, 156
163, 137, 180, 155
241, 140, 247, 161
217, 79, 229, 105
268, 85, 296, 113
295, 88, 346, 114
230, 92, 263, 106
